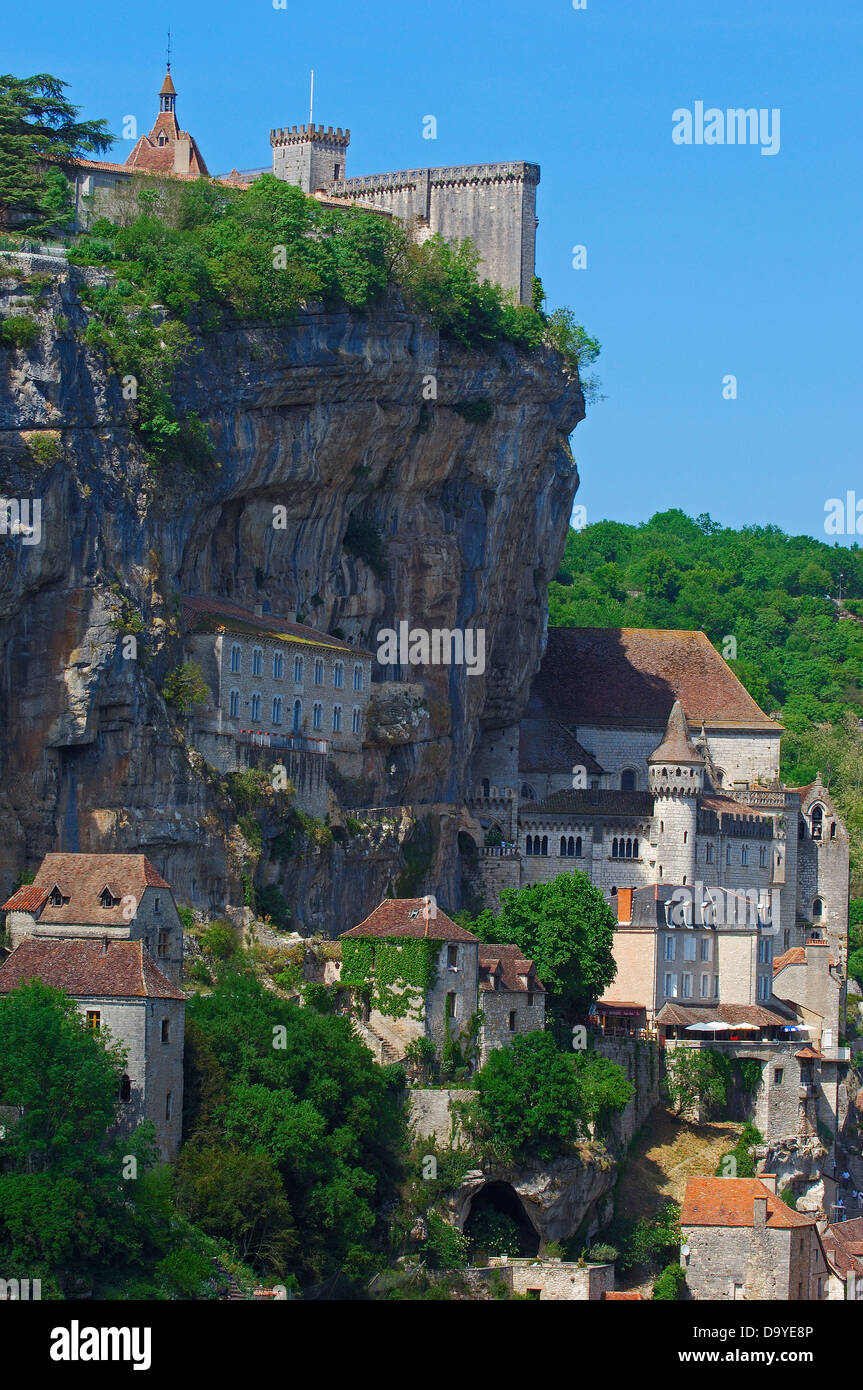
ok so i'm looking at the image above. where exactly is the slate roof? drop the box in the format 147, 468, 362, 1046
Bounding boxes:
0, 938, 185, 1001
341, 899, 479, 942
518, 718, 603, 776
182, 594, 372, 656
681, 1177, 815, 1229
519, 789, 655, 818
2, 853, 170, 926
529, 628, 777, 730
478, 944, 545, 994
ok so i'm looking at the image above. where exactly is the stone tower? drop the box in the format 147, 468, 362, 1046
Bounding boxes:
270, 123, 350, 193
649, 701, 704, 885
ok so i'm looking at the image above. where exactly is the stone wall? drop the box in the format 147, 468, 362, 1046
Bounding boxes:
490, 1256, 614, 1300
479, 986, 545, 1065
590, 1037, 664, 1152
408, 1087, 474, 1147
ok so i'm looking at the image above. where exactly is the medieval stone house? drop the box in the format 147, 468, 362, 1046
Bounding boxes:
0, 853, 186, 1160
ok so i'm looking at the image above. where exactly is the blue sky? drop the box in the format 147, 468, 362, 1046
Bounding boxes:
7, 0, 860, 541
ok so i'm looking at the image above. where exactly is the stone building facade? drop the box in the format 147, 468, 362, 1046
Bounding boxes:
340, 897, 545, 1067
680, 1175, 830, 1300
0, 853, 186, 1160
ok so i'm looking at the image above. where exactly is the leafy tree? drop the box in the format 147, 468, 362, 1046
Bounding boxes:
459, 872, 617, 1020
622, 1201, 681, 1272
461, 1031, 583, 1162
173, 1145, 297, 1275
162, 660, 210, 713
653, 1262, 686, 1299
664, 1047, 731, 1118
570, 1050, 633, 1129
0, 73, 112, 232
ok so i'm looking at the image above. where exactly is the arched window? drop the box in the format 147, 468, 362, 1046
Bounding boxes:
811, 805, 823, 840
633, 837, 639, 858
521, 783, 536, 801
229, 689, 240, 718
250, 692, 262, 721
230, 643, 241, 673
626, 838, 632, 858
333, 662, 344, 689
568, 836, 575, 856
293, 655, 303, 683
353, 664, 363, 691
612, 837, 619, 858
575, 836, 582, 857
621, 769, 637, 791
352, 706, 361, 734
812, 898, 823, 919
560, 836, 568, 857
314, 658, 324, 685
119, 1074, 132, 1103
272, 696, 282, 725
313, 702, 323, 730
524, 837, 533, 857
292, 699, 302, 731
252, 647, 263, 677
333, 704, 342, 732
541, 835, 548, 856
273, 652, 284, 680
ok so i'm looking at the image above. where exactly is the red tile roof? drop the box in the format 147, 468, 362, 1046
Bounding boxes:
182, 594, 372, 656
1, 853, 170, 925
681, 1177, 815, 1229
774, 945, 836, 972
0, 938, 185, 1000
657, 1002, 795, 1028
341, 899, 478, 942
479, 944, 545, 994
821, 1218, 863, 1278
602, 1291, 645, 1300
530, 629, 777, 731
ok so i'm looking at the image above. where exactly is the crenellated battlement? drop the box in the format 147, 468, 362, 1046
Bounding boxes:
333, 161, 539, 195
270, 124, 350, 147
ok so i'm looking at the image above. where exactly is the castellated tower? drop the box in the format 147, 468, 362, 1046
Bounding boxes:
270, 124, 350, 193
648, 701, 704, 885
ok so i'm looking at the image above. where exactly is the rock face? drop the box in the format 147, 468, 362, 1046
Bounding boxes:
0, 258, 584, 923
451, 1151, 617, 1247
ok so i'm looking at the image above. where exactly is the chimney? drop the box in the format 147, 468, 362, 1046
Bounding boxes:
617, 887, 633, 925
760, 1174, 777, 1194
753, 1197, 768, 1230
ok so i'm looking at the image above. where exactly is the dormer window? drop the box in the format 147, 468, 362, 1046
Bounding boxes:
100, 887, 116, 909
48, 885, 65, 907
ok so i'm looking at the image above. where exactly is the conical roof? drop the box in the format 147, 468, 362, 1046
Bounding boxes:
159, 69, 177, 96
648, 700, 704, 765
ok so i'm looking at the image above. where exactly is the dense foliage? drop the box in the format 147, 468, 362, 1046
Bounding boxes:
663, 1047, 731, 1118
456, 871, 617, 1020
551, 509, 863, 888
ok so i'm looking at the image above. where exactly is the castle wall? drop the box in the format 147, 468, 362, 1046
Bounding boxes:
703, 729, 781, 785
479, 986, 545, 1065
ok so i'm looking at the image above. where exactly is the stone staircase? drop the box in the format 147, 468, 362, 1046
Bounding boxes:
353, 1018, 405, 1065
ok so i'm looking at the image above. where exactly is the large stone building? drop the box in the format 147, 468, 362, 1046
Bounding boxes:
0, 853, 185, 1159
680, 1175, 830, 1300
181, 595, 373, 816
339, 897, 544, 1067
468, 628, 850, 969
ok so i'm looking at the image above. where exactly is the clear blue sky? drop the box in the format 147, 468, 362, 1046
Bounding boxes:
8, 0, 861, 541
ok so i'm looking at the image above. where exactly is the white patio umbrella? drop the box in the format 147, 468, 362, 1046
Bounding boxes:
733, 1022, 760, 1031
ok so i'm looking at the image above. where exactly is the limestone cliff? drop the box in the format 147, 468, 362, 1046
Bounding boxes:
0, 256, 584, 929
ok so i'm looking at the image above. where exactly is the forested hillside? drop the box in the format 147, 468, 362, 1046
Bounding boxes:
550, 510, 863, 890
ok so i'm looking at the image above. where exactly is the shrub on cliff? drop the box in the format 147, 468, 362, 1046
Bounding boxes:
460, 1031, 583, 1163
652, 1262, 686, 1300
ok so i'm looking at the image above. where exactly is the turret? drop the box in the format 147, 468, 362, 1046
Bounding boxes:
159, 68, 177, 115
649, 701, 703, 884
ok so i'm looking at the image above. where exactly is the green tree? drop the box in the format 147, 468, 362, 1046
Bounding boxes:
0, 73, 112, 232
664, 1047, 731, 1118
462, 1031, 583, 1162
173, 1145, 297, 1275
162, 660, 210, 713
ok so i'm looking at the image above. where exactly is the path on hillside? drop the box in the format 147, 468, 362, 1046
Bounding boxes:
617, 1106, 743, 1223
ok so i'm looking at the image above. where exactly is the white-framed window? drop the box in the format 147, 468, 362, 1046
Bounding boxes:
293, 655, 303, 684
757, 975, 770, 1001
250, 692, 262, 721
353, 664, 363, 691
713, 976, 720, 997
332, 704, 342, 732
314, 658, 324, 685
352, 706, 361, 734
681, 973, 692, 999
700, 974, 711, 998
230, 643, 241, 673
229, 689, 240, 718
664, 935, 675, 961
333, 662, 344, 689
683, 936, 696, 961
273, 652, 284, 680
313, 702, 323, 730
700, 938, 712, 962
272, 696, 282, 725
759, 845, 767, 867
663, 972, 677, 998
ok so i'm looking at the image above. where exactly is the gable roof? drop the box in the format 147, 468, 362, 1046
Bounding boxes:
774, 946, 836, 972
821, 1218, 863, 1279
0, 938, 185, 1001
479, 944, 545, 994
182, 594, 372, 656
1, 853, 170, 925
529, 628, 777, 731
341, 899, 478, 942
681, 1177, 815, 1229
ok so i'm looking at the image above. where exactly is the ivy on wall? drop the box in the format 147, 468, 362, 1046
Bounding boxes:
341, 937, 440, 1021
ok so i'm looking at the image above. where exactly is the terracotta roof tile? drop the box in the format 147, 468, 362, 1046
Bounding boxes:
0, 938, 185, 1000
530, 628, 777, 730
478, 944, 545, 994
657, 1002, 796, 1028
681, 1177, 815, 1229
341, 899, 478, 942
1, 853, 170, 924
182, 595, 372, 656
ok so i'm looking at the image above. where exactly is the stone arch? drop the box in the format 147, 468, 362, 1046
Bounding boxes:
462, 1180, 539, 1256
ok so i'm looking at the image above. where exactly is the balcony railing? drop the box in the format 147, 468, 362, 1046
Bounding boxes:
235, 729, 329, 754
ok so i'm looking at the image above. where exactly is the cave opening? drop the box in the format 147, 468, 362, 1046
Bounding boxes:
464, 1180, 539, 1258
